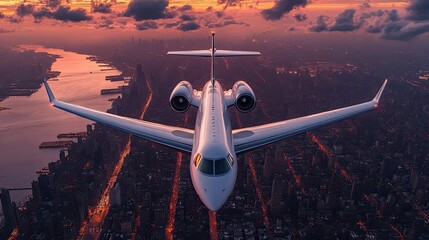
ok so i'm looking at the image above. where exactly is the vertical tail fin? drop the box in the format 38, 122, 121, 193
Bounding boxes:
167, 32, 261, 86
211, 31, 215, 87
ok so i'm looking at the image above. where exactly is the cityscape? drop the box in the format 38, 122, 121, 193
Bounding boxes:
1, 0, 429, 239
0, 34, 428, 239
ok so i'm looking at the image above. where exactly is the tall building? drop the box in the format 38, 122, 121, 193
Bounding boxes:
109, 182, 122, 207
263, 150, 275, 179
0, 189, 17, 234
270, 175, 284, 214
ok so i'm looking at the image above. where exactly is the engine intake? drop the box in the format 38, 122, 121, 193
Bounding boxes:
170, 81, 193, 112
232, 81, 256, 112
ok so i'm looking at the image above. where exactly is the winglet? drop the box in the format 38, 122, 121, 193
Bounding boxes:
43, 78, 56, 103
373, 79, 388, 103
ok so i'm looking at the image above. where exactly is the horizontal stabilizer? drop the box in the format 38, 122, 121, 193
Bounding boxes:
167, 50, 211, 57
167, 49, 261, 57
214, 50, 261, 57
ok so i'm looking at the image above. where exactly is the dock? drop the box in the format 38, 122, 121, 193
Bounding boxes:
57, 132, 87, 139
39, 141, 73, 149
101, 87, 122, 95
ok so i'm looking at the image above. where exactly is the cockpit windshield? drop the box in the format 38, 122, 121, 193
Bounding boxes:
194, 154, 234, 175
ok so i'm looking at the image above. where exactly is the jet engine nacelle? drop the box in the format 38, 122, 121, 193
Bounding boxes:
170, 81, 194, 112
232, 81, 256, 113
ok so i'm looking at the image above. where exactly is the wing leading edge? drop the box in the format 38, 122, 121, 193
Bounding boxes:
43, 80, 194, 152
233, 80, 388, 154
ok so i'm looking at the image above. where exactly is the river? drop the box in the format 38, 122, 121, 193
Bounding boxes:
0, 46, 124, 203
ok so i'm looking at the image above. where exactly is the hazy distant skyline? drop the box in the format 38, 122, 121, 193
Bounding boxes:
0, 0, 428, 42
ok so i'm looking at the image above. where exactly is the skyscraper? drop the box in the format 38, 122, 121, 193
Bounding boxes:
0, 189, 17, 235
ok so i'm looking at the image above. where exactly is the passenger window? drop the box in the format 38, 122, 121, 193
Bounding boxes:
198, 158, 213, 175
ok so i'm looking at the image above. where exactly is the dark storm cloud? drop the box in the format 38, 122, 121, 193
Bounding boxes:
309, 15, 328, 32
180, 13, 196, 21
261, 0, 308, 21
364, 10, 399, 33
124, 0, 169, 21
177, 4, 192, 12
136, 20, 158, 30
294, 13, 307, 22
406, 0, 429, 21
92, 3, 112, 13
381, 21, 429, 40
32, 7, 53, 21
16, 4, 35, 17
177, 21, 200, 31
307, 2, 429, 41
329, 9, 361, 32
0, 12, 5, 19
52, 6, 92, 22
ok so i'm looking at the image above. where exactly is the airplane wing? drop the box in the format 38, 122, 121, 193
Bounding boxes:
232, 80, 388, 154
43, 80, 194, 152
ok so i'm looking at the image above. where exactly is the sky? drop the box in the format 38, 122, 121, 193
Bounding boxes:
0, 0, 428, 42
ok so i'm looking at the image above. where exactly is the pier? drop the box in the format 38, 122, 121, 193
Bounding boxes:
39, 141, 73, 149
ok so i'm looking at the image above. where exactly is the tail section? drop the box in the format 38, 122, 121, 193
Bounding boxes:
167, 31, 261, 87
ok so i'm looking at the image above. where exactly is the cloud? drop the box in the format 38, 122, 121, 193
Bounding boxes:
16, 4, 35, 17
364, 10, 399, 33
361, 2, 371, 9
381, 21, 429, 40
294, 13, 307, 22
0, 12, 5, 19
45, 0, 62, 8
92, 3, 112, 13
180, 13, 196, 21
177, 21, 200, 31
309, 15, 328, 32
307, 3, 429, 41
205, 19, 248, 28
217, 0, 241, 10
124, 0, 169, 21
261, 0, 308, 21
177, 4, 192, 11
215, 11, 224, 18
96, 19, 114, 29
52, 6, 92, 22
0, 28, 14, 33
406, 0, 429, 21
329, 9, 361, 32
6, 16, 22, 23
32, 7, 53, 21
164, 21, 180, 28
136, 20, 158, 30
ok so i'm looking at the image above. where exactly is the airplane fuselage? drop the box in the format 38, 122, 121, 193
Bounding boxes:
190, 80, 237, 211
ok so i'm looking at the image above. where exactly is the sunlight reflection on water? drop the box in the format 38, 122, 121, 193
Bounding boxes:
0, 46, 124, 202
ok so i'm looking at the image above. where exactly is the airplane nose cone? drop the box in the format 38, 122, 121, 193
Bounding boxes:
204, 197, 223, 212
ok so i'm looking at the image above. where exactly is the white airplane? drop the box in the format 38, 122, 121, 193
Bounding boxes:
43, 32, 387, 211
